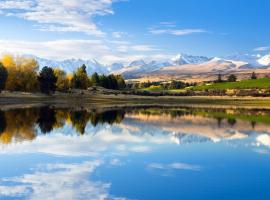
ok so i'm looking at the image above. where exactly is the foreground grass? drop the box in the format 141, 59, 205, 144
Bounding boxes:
191, 78, 270, 91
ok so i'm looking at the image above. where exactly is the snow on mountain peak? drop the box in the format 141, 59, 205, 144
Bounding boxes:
171, 53, 210, 65
210, 57, 223, 62
128, 59, 146, 67
30, 52, 270, 79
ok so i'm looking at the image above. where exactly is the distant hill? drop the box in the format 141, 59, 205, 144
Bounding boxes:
29, 52, 270, 82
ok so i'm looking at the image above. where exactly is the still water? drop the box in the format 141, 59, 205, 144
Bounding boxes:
0, 106, 270, 200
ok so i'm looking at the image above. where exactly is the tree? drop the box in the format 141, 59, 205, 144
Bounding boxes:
0, 63, 8, 93
107, 74, 118, 89
217, 73, 222, 82
71, 64, 90, 89
91, 72, 100, 86
38, 66, 57, 94
116, 75, 126, 89
1, 55, 39, 92
169, 80, 186, 89
54, 68, 70, 91
227, 74, 237, 82
99, 74, 109, 88
251, 71, 257, 79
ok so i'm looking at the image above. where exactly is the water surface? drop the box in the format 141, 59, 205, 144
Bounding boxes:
0, 106, 270, 200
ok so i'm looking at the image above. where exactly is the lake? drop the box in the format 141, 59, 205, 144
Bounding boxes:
0, 105, 270, 200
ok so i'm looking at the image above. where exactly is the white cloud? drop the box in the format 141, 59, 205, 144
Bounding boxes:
0, 0, 117, 36
149, 22, 207, 36
0, 39, 109, 60
149, 28, 207, 36
159, 21, 177, 28
0, 39, 167, 64
0, 0, 33, 9
112, 31, 126, 39
131, 45, 159, 52
147, 162, 201, 171
254, 46, 269, 51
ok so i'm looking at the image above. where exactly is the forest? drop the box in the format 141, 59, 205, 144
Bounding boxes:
0, 55, 126, 94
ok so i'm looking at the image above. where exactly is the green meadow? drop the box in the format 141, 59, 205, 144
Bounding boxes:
191, 78, 270, 91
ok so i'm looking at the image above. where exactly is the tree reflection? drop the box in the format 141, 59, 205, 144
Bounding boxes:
251, 121, 256, 129
90, 110, 125, 127
1, 106, 270, 145
37, 107, 57, 134
0, 108, 38, 144
70, 110, 90, 134
0, 111, 6, 134
227, 118, 237, 127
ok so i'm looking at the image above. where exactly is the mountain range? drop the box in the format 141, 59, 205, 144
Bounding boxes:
33, 53, 270, 81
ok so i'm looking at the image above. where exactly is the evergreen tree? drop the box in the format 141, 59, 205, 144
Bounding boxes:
0, 62, 8, 93
251, 71, 257, 79
38, 66, 57, 94
107, 74, 118, 89
227, 74, 237, 82
169, 80, 185, 89
91, 72, 100, 86
99, 74, 109, 88
217, 73, 222, 82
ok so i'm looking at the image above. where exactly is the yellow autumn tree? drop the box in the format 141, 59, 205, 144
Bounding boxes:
1, 55, 39, 92
54, 68, 70, 91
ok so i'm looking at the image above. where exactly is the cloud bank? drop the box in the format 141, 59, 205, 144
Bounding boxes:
0, 0, 115, 36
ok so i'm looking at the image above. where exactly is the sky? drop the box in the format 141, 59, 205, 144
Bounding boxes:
0, 0, 269, 64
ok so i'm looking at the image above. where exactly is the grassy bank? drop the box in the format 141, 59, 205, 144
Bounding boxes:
191, 77, 270, 91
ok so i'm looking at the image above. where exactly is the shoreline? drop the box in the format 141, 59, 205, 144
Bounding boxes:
2, 92, 270, 109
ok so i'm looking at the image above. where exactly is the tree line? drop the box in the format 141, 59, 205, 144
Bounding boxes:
128, 80, 196, 90
0, 55, 126, 94
216, 71, 257, 83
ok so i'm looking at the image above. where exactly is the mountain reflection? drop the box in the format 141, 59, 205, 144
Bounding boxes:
1, 106, 270, 145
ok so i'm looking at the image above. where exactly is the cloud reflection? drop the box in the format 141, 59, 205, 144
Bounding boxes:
0, 160, 126, 200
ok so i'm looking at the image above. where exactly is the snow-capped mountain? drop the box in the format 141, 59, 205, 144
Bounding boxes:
35, 57, 109, 75
153, 57, 242, 76
223, 53, 263, 67
128, 59, 146, 67
108, 63, 124, 72
30, 52, 270, 79
172, 53, 210, 65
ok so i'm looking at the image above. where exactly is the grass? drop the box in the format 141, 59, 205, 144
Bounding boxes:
139, 78, 270, 93
139, 85, 185, 93
191, 78, 270, 91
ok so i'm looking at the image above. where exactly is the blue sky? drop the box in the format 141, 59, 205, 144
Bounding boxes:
0, 0, 269, 63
